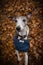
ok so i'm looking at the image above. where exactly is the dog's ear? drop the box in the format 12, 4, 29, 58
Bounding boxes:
12, 17, 16, 21
8, 16, 16, 21
27, 12, 32, 20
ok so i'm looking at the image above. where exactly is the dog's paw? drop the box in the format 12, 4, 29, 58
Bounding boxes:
18, 57, 22, 61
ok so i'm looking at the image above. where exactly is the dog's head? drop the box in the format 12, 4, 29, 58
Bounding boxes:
12, 13, 32, 32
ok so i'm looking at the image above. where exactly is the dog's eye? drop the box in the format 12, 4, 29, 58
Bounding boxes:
23, 19, 26, 22
15, 20, 17, 22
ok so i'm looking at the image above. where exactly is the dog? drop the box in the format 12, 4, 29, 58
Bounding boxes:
12, 13, 32, 65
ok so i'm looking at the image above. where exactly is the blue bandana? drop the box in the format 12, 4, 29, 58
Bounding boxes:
13, 36, 30, 52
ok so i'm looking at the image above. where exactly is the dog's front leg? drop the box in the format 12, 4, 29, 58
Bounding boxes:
24, 52, 28, 65
15, 50, 21, 61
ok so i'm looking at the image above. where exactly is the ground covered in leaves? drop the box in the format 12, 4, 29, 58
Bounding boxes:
0, 0, 43, 65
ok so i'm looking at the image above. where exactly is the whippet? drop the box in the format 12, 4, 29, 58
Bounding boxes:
12, 13, 32, 65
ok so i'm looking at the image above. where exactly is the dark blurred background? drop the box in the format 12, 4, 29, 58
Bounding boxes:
0, 0, 43, 65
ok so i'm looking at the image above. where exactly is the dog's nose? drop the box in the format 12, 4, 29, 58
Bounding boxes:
16, 26, 20, 31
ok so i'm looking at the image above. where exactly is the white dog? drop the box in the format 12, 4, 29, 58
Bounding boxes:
12, 13, 31, 65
